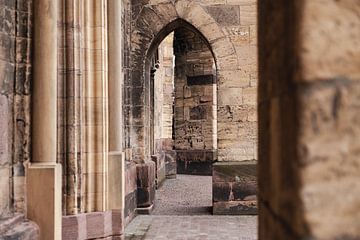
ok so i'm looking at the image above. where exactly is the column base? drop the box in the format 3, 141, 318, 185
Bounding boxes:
26, 162, 62, 240
62, 210, 124, 239
108, 151, 125, 211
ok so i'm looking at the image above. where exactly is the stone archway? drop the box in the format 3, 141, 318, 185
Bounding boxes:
127, 1, 239, 163
128, 1, 257, 215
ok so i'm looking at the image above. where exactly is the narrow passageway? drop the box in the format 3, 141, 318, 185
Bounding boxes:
152, 174, 212, 215
125, 175, 258, 240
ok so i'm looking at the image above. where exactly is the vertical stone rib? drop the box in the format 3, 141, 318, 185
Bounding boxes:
32, 0, 57, 163
108, 0, 123, 152
63, 0, 83, 215
82, 0, 109, 213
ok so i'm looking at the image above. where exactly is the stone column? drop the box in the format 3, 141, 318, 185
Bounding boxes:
107, 0, 125, 233
26, 0, 62, 239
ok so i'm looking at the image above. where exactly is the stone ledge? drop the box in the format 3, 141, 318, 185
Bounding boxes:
213, 201, 257, 215
213, 160, 257, 182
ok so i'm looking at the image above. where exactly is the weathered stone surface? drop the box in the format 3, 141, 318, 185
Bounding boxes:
125, 162, 137, 225
0, 0, 31, 219
172, 27, 217, 176
213, 161, 257, 215
136, 162, 156, 208
206, 6, 240, 26
164, 150, 177, 178
213, 201, 257, 215
151, 154, 166, 189
62, 210, 123, 240
176, 150, 216, 175
258, 0, 360, 239
128, 0, 257, 169
213, 161, 257, 183
0, 214, 39, 240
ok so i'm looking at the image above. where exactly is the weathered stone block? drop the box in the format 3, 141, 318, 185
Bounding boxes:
213, 201, 257, 215
151, 154, 166, 189
0, 214, 39, 240
213, 161, 257, 215
232, 181, 257, 201
213, 182, 231, 202
213, 161, 256, 183
136, 161, 156, 208
206, 6, 240, 26
165, 150, 177, 178
125, 162, 137, 225
190, 106, 207, 120
62, 211, 124, 240
176, 150, 216, 175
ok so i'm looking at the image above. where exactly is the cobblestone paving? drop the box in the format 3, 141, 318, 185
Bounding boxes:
125, 215, 257, 240
125, 175, 258, 239
152, 175, 213, 215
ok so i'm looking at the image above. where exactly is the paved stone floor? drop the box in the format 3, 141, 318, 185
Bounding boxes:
125, 175, 258, 240
152, 174, 213, 215
125, 215, 257, 240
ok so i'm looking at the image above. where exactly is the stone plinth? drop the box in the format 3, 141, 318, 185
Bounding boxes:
108, 152, 125, 211
62, 210, 123, 239
176, 150, 216, 176
136, 161, 156, 212
151, 154, 166, 189
125, 162, 137, 226
26, 163, 62, 239
213, 161, 257, 215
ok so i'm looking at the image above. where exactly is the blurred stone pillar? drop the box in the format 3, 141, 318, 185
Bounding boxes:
258, 1, 360, 239
26, 0, 62, 239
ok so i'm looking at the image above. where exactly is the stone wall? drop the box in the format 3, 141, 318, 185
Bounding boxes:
129, 0, 258, 215
0, 0, 32, 217
129, 0, 258, 164
173, 27, 217, 175
0, 0, 39, 239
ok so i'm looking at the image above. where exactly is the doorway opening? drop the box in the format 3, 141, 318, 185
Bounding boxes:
148, 23, 217, 215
